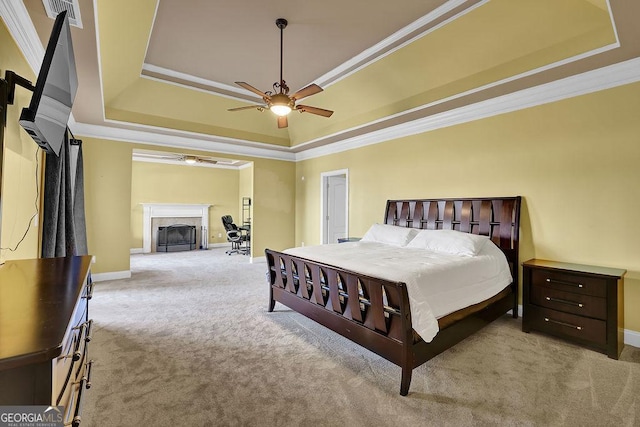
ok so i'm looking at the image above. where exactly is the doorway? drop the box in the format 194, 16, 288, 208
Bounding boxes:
320, 169, 348, 244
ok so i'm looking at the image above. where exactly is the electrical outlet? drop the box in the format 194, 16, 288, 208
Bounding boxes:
301, 241, 305, 246
218, 233, 222, 238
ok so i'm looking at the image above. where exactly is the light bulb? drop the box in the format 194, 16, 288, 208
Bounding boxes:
184, 156, 197, 164
270, 105, 292, 116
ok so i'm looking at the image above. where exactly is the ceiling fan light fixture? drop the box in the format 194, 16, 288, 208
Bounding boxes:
269, 93, 293, 116
270, 105, 292, 116
184, 156, 197, 165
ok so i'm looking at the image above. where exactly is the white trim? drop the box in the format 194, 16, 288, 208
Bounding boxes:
624, 329, 640, 348
296, 56, 640, 161
72, 121, 295, 162
130, 247, 143, 254
0, 0, 45, 74
250, 255, 266, 264
315, 0, 482, 89
320, 169, 349, 244
92, 0, 107, 122
91, 270, 131, 282
141, 64, 262, 102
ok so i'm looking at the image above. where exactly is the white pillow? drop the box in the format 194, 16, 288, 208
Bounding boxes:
405, 229, 489, 256
361, 224, 419, 247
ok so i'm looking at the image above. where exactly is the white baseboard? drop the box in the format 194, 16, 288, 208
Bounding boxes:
251, 255, 267, 264
624, 329, 640, 348
130, 248, 143, 254
91, 270, 131, 282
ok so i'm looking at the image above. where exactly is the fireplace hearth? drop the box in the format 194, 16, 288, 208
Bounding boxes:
157, 224, 197, 252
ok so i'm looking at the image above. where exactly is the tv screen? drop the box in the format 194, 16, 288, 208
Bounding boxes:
19, 10, 77, 156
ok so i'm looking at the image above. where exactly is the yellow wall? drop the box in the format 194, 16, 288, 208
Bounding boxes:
82, 137, 132, 274
130, 160, 240, 247
296, 81, 640, 334
252, 159, 296, 256
0, 20, 41, 263
77, 137, 295, 271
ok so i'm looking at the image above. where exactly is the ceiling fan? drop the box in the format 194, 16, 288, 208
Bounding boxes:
228, 18, 334, 129
134, 151, 221, 165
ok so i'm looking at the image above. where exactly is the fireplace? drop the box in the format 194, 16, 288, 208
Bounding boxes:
157, 224, 197, 252
141, 204, 211, 254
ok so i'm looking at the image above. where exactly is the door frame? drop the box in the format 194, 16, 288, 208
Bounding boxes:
320, 169, 349, 244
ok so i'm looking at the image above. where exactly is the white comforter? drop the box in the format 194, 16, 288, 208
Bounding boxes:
284, 241, 512, 342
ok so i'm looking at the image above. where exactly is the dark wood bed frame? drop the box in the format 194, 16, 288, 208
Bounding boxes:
265, 197, 521, 395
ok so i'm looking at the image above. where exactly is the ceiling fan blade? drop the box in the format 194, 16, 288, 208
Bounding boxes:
277, 116, 288, 128
296, 105, 334, 118
235, 81, 270, 99
291, 83, 323, 100
227, 105, 265, 112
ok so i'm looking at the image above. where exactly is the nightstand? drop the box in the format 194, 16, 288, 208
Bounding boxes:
522, 259, 626, 359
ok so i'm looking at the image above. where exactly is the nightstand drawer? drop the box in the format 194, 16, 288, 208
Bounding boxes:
530, 269, 606, 298
530, 285, 606, 320
528, 306, 606, 346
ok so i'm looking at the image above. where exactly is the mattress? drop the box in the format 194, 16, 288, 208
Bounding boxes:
284, 240, 512, 342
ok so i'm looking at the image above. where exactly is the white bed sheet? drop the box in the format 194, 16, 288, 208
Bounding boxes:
284, 240, 512, 342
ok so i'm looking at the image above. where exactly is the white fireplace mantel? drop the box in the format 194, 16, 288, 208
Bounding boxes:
142, 203, 211, 253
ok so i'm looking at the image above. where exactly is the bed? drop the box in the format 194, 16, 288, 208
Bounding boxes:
265, 197, 521, 395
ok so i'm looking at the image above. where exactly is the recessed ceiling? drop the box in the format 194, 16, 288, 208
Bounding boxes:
18, 0, 632, 158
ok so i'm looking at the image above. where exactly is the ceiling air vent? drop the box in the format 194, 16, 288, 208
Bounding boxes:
42, 0, 83, 28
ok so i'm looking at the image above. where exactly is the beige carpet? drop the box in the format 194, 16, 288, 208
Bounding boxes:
83, 249, 640, 426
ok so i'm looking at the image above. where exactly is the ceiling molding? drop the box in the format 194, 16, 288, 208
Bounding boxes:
73, 55, 640, 163
295, 56, 640, 161
0, 0, 44, 73
140, 63, 262, 103
315, 0, 479, 89
72, 121, 295, 162
135, 0, 477, 98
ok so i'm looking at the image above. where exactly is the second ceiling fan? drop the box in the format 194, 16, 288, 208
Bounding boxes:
228, 18, 334, 129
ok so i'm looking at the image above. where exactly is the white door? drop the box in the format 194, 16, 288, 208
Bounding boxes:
325, 175, 347, 243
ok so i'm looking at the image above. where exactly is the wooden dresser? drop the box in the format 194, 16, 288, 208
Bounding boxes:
0, 256, 93, 426
522, 259, 625, 359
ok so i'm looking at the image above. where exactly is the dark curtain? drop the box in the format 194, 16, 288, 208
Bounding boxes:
41, 131, 88, 257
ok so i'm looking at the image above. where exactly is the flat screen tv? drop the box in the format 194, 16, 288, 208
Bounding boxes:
19, 10, 77, 156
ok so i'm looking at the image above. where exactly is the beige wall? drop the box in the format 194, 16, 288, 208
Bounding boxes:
0, 20, 41, 262
296, 81, 640, 334
130, 160, 240, 248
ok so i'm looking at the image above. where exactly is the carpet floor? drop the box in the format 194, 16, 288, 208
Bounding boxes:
83, 248, 640, 426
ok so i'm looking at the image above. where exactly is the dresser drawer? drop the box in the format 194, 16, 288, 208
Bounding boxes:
530, 285, 607, 320
527, 305, 607, 346
530, 269, 606, 298
52, 288, 90, 406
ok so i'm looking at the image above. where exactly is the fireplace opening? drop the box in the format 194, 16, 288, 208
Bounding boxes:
157, 224, 197, 252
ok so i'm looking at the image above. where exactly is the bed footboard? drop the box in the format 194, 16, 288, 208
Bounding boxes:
265, 249, 415, 395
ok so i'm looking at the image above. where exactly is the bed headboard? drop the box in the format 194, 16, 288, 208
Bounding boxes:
384, 197, 521, 279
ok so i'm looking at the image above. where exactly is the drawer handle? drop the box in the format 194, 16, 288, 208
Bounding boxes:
545, 296, 583, 308
82, 280, 94, 300
546, 278, 583, 288
544, 317, 583, 330
85, 319, 93, 342
65, 378, 87, 427
85, 360, 94, 389
61, 350, 82, 362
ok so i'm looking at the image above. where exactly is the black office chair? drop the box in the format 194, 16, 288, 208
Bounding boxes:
221, 215, 248, 255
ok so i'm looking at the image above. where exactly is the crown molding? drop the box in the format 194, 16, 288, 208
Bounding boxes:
296, 56, 640, 161
72, 121, 295, 162
0, 0, 44, 74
